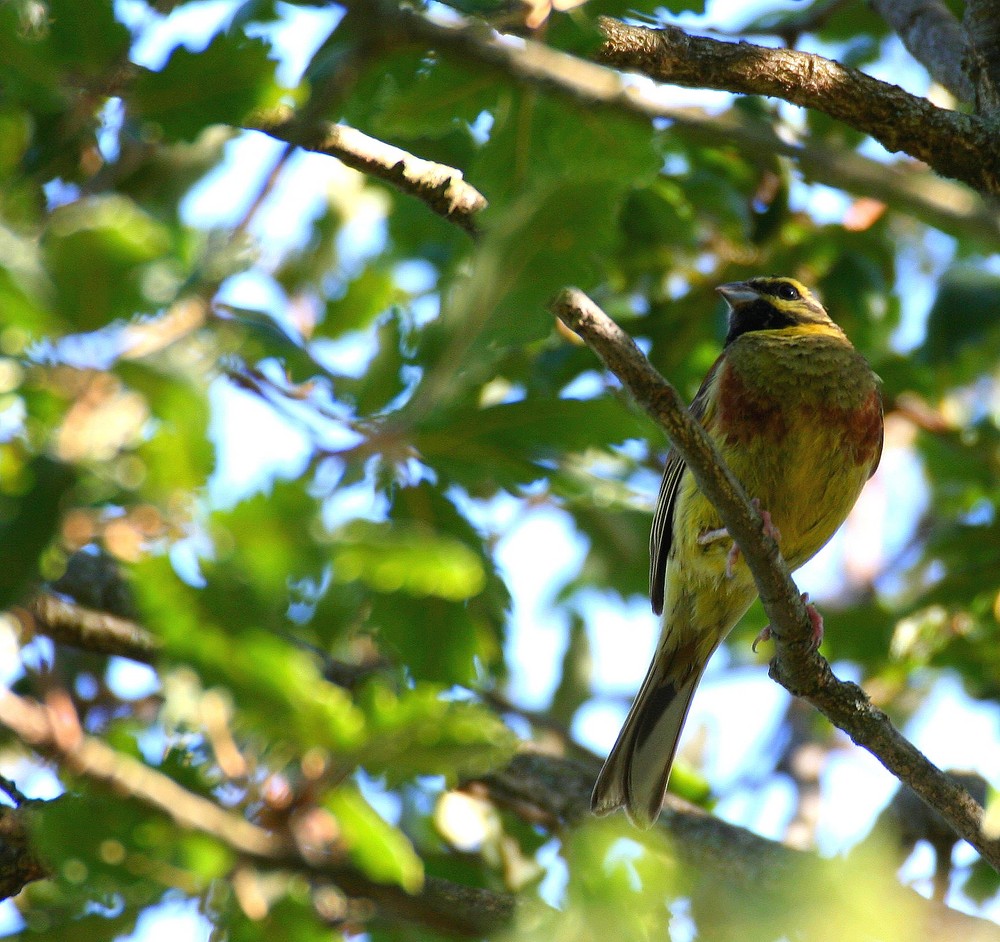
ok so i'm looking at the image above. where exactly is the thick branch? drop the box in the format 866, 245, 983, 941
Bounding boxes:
871, 0, 973, 102
247, 112, 487, 235
470, 754, 1000, 942
0, 688, 514, 936
597, 17, 1000, 195
549, 287, 1000, 872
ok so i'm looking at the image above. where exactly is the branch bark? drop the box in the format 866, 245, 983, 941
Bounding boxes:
247, 112, 487, 236
548, 286, 1000, 873
19, 593, 159, 665
964, 0, 1000, 115
596, 16, 1000, 195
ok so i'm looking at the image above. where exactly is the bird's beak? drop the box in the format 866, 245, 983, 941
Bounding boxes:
716, 282, 760, 308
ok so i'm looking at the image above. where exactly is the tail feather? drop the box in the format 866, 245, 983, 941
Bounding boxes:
592, 645, 710, 828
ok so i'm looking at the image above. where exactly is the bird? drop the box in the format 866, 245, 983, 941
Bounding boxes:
591, 276, 883, 828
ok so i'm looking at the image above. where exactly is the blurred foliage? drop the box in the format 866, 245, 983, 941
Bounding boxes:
0, 0, 999, 940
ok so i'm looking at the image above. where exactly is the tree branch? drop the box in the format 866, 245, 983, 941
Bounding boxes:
247, 112, 487, 236
871, 0, 973, 103
548, 286, 1000, 873
18, 593, 160, 664
0, 687, 514, 936
469, 754, 1000, 942
595, 17, 1000, 195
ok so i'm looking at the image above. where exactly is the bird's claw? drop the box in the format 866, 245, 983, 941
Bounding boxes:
751, 593, 825, 653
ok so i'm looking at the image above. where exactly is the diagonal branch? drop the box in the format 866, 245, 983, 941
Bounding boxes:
247, 111, 487, 236
19, 593, 160, 664
372, 2, 1000, 194
596, 17, 1000, 195
548, 286, 1000, 873
470, 754, 1000, 942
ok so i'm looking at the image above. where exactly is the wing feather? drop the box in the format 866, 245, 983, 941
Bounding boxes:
648, 356, 724, 616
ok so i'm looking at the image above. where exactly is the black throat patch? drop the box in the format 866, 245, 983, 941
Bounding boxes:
724, 298, 799, 346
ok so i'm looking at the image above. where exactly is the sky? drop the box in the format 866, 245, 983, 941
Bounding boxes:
2, 0, 998, 936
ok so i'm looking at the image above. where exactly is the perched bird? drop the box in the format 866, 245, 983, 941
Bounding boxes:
592, 277, 883, 828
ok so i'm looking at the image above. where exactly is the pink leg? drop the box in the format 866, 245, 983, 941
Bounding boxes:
750, 497, 781, 543
719, 499, 782, 579
802, 593, 825, 649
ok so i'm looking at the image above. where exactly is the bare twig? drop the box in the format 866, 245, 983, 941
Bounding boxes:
248, 113, 487, 236
548, 286, 1000, 873
19, 593, 160, 665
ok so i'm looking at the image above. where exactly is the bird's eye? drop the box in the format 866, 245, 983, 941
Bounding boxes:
777, 282, 800, 301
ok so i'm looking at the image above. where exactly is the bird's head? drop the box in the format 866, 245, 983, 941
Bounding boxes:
717, 276, 840, 347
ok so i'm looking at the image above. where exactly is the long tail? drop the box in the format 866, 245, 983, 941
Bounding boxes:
591, 639, 711, 828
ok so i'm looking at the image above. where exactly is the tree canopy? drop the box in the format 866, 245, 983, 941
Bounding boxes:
3, 1, 1000, 940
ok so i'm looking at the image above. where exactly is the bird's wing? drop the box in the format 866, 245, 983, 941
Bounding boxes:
869, 384, 885, 479
649, 355, 724, 616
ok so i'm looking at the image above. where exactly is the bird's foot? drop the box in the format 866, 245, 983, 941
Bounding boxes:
751, 497, 781, 543
802, 593, 825, 649
709, 499, 782, 579
698, 526, 729, 546
751, 593, 825, 653
751, 624, 772, 654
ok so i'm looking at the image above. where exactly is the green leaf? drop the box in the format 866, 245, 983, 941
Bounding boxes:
360, 682, 517, 782
132, 551, 365, 747
415, 396, 649, 492
0, 0, 128, 88
133, 32, 281, 142
43, 196, 171, 329
332, 519, 485, 601
325, 784, 424, 893
923, 266, 1000, 365
118, 363, 214, 497
0, 450, 74, 609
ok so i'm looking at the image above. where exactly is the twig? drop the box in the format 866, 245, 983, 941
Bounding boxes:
0, 775, 27, 807
248, 114, 487, 236
548, 286, 1000, 872
20, 593, 160, 665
